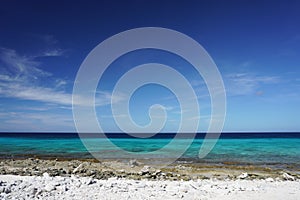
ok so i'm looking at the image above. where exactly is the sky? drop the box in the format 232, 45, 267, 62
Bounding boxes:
0, 0, 299, 132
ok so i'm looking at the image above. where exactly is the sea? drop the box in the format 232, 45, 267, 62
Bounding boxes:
0, 132, 299, 169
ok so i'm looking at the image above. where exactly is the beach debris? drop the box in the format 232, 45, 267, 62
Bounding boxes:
189, 183, 198, 190
282, 173, 295, 181
237, 172, 248, 179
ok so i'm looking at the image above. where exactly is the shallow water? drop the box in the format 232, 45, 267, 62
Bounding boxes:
0, 133, 299, 167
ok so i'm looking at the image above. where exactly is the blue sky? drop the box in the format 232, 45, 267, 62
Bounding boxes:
0, 0, 299, 132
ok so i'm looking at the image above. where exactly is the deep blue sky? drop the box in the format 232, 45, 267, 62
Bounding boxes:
0, 0, 299, 132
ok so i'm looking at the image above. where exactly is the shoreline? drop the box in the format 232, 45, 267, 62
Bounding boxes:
0, 158, 299, 181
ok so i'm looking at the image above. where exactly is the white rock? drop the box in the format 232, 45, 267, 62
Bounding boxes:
73, 163, 83, 174
71, 174, 78, 180
237, 172, 248, 179
282, 173, 295, 181
75, 181, 82, 188
107, 177, 118, 181
140, 166, 150, 174
44, 184, 56, 192
133, 182, 146, 189
84, 178, 94, 185
0, 186, 5, 193
265, 178, 274, 182
57, 185, 68, 192
42, 172, 50, 179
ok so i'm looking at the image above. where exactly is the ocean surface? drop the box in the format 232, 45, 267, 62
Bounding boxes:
0, 132, 299, 168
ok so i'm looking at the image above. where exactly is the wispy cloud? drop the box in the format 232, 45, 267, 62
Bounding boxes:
0, 111, 75, 132
0, 47, 118, 107
0, 82, 72, 105
0, 47, 51, 80
41, 49, 65, 57
95, 91, 126, 107
0, 47, 71, 104
28, 34, 66, 57
224, 73, 280, 96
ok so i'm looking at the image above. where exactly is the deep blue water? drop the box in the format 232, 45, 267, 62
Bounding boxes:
0, 133, 299, 167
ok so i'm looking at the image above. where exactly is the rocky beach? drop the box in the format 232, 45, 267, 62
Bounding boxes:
0, 158, 299, 199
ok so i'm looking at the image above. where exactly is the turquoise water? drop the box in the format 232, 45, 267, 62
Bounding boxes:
0, 133, 299, 167
0, 134, 300, 167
